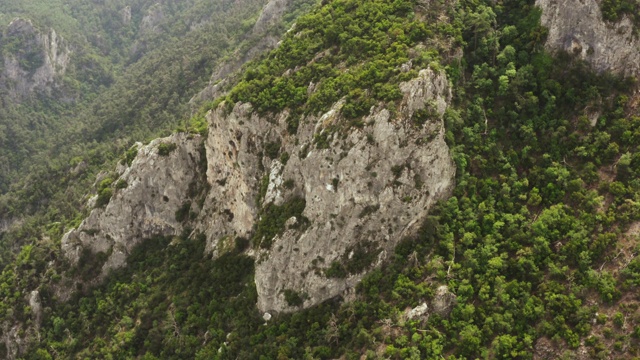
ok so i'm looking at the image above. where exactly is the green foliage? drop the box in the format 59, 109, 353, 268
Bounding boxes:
283, 289, 305, 307
600, 0, 640, 30
0, 0, 293, 269
157, 142, 177, 156
256, 174, 270, 206
325, 240, 382, 278
1, 27, 44, 73
264, 140, 281, 159
123, 146, 139, 166
227, 0, 457, 123
283, 178, 295, 189
26, 235, 260, 359
253, 197, 308, 249
358, 203, 380, 218
8, 0, 640, 359
95, 177, 114, 208
115, 179, 128, 190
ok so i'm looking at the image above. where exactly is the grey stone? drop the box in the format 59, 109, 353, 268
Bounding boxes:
432, 285, 456, 317
406, 302, 429, 320
61, 133, 204, 282
1, 18, 71, 100
537, 0, 640, 77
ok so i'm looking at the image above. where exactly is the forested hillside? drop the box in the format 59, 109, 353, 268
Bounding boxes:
3, 0, 640, 359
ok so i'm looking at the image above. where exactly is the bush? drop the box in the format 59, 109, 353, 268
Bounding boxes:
175, 202, 191, 222
158, 142, 177, 156
283, 289, 304, 307
115, 179, 128, 189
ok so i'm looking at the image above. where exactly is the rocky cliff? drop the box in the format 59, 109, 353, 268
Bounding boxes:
248, 68, 455, 313
61, 133, 205, 282
61, 67, 455, 312
0, 18, 70, 100
536, 0, 640, 77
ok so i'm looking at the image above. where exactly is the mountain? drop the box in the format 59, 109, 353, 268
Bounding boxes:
3, 0, 640, 359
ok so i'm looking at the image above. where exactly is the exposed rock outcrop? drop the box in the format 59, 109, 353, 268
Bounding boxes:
28, 291, 42, 329
121, 6, 132, 25
61, 133, 204, 278
252, 0, 292, 34
537, 0, 640, 76
405, 302, 429, 320
0, 323, 23, 360
61, 68, 455, 313
432, 285, 457, 317
198, 67, 455, 312
1, 18, 71, 100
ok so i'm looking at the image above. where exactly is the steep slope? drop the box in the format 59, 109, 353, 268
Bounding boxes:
0, 18, 70, 100
60, 66, 455, 314
3, 0, 461, 358
61, 134, 205, 283
59, 1, 456, 314
7, 0, 640, 359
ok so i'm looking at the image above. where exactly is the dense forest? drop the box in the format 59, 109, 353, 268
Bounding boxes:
2, 0, 640, 358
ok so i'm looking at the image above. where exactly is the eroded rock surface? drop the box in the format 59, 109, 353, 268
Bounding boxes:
196, 68, 455, 312
252, 0, 292, 34
60, 68, 455, 314
432, 285, 457, 317
1, 18, 71, 100
537, 0, 640, 76
61, 133, 204, 278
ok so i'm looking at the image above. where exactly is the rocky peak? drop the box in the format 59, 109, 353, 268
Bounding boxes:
536, 0, 640, 77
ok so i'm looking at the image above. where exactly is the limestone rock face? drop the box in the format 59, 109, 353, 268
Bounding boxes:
0, 323, 23, 360
61, 133, 204, 278
195, 68, 455, 312
253, 68, 455, 313
28, 291, 42, 329
405, 302, 429, 320
1, 18, 71, 100
536, 0, 640, 76
60, 68, 455, 314
121, 6, 132, 25
196, 103, 275, 253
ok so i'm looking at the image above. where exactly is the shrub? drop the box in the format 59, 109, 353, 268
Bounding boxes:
158, 142, 177, 156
